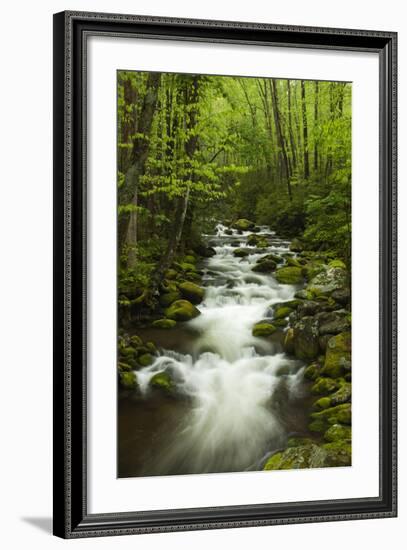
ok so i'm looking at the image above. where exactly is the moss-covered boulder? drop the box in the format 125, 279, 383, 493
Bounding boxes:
311, 377, 339, 395
302, 261, 327, 281
292, 316, 320, 360
120, 346, 137, 359
232, 218, 255, 231
165, 300, 201, 322
273, 318, 288, 327
179, 262, 197, 273
283, 328, 295, 354
183, 254, 196, 264
233, 248, 251, 258
307, 266, 348, 295
159, 290, 181, 307
321, 332, 351, 378
331, 287, 351, 306
289, 238, 304, 252
145, 341, 157, 354
314, 396, 332, 410
119, 371, 138, 390
317, 311, 351, 336
152, 318, 177, 329
149, 371, 174, 394
262, 253, 284, 264
273, 306, 293, 319
138, 353, 153, 367
285, 256, 302, 268
274, 266, 304, 285
303, 362, 322, 381
324, 423, 351, 442
322, 440, 351, 467
252, 322, 277, 337
193, 244, 216, 258
308, 403, 351, 433
328, 259, 347, 269
264, 443, 329, 470
295, 289, 314, 300
179, 281, 204, 304
330, 382, 351, 405
118, 362, 132, 373
164, 268, 178, 280
129, 335, 143, 347
252, 259, 277, 273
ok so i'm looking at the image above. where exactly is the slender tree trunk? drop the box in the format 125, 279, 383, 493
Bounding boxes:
270, 79, 292, 199
164, 76, 200, 267
118, 72, 161, 266
313, 80, 319, 172
287, 80, 297, 171
301, 80, 310, 179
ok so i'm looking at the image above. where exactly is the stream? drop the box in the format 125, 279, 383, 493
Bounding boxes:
118, 224, 312, 477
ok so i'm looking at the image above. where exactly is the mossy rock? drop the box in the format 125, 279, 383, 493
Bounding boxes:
164, 268, 178, 280
307, 266, 348, 295
302, 262, 327, 281
159, 290, 182, 307
295, 289, 314, 300
252, 322, 277, 337
264, 444, 329, 470
185, 271, 202, 282
283, 328, 295, 354
247, 234, 261, 246
119, 371, 138, 390
232, 218, 255, 231
324, 423, 352, 442
179, 262, 197, 273
289, 238, 304, 252
287, 437, 314, 448
138, 353, 153, 367
252, 259, 277, 273
330, 382, 351, 405
308, 403, 351, 433
273, 306, 293, 319
118, 362, 132, 373
233, 248, 251, 258
273, 299, 301, 311
303, 362, 322, 381
165, 299, 201, 322
311, 377, 339, 395
145, 341, 157, 354
314, 396, 332, 410
152, 318, 177, 329
321, 332, 351, 378
149, 371, 174, 394
292, 316, 320, 360
322, 440, 351, 466
273, 318, 288, 327
179, 281, 204, 304
129, 335, 143, 347
263, 253, 284, 264
183, 254, 196, 264
285, 256, 302, 268
120, 346, 137, 359
274, 266, 304, 285
328, 259, 347, 269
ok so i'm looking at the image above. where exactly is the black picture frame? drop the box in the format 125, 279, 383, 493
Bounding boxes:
53, 10, 397, 539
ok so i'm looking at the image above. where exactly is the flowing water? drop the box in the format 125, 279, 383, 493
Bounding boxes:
118, 224, 310, 477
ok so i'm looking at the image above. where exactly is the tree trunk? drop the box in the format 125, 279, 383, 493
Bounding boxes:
118, 72, 161, 264
301, 80, 310, 179
313, 80, 319, 172
270, 79, 292, 200
163, 76, 200, 268
287, 79, 297, 170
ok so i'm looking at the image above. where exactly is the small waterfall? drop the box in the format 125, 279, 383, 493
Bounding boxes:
132, 223, 305, 475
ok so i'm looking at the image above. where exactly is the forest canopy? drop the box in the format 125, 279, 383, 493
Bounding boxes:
117, 71, 351, 314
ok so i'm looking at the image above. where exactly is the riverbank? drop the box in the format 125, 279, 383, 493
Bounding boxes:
118, 219, 351, 476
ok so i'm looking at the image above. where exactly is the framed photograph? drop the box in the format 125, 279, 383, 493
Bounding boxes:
53, 11, 397, 538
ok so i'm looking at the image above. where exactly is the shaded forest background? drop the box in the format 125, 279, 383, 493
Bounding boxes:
117, 71, 351, 314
